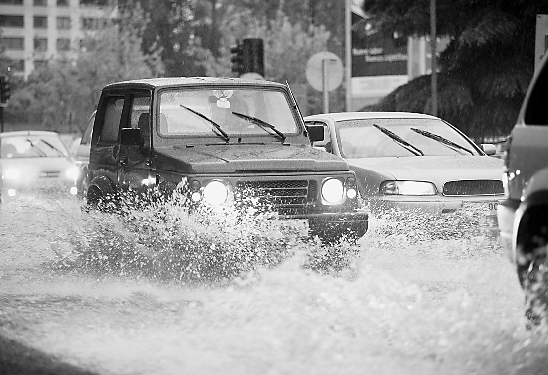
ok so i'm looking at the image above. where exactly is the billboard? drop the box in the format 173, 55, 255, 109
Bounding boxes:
350, 0, 408, 99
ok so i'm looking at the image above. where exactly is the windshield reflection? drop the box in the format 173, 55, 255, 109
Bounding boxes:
335, 118, 480, 158
158, 87, 298, 139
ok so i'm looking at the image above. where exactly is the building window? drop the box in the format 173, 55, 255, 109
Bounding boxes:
34, 38, 48, 51
34, 60, 48, 70
56, 38, 71, 51
34, 0, 47, 6
80, 0, 109, 6
0, 37, 24, 50
57, 0, 69, 5
0, 0, 24, 5
34, 16, 48, 29
81, 17, 107, 30
57, 16, 71, 29
11, 59, 24, 72
0, 15, 24, 28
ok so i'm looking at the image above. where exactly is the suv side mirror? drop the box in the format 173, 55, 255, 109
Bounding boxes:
306, 125, 324, 143
120, 128, 142, 146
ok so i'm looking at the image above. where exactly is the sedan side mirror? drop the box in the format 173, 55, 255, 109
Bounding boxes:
481, 143, 497, 156
306, 125, 324, 143
120, 128, 142, 147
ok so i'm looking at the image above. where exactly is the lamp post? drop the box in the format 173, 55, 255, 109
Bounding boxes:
430, 0, 438, 116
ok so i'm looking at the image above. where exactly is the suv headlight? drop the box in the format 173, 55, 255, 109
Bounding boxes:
321, 178, 344, 204
203, 180, 230, 205
380, 181, 437, 196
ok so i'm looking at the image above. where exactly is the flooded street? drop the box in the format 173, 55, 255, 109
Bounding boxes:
0, 195, 547, 375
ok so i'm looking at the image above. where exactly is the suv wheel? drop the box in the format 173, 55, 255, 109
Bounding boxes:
524, 250, 548, 328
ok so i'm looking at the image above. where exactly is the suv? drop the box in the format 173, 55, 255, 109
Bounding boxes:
75, 111, 94, 197
498, 53, 548, 324
84, 77, 368, 242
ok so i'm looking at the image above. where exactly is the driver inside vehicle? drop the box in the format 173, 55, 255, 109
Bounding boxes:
209, 94, 249, 132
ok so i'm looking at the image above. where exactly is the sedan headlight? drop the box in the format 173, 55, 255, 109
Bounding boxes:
321, 178, 344, 204
3, 169, 20, 180
380, 181, 437, 196
65, 167, 80, 180
203, 180, 230, 205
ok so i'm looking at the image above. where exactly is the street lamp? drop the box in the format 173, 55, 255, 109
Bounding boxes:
430, 0, 438, 116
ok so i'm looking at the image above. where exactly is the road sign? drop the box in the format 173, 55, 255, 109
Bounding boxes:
306, 52, 343, 92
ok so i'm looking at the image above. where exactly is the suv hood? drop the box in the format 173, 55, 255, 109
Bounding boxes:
155, 143, 349, 173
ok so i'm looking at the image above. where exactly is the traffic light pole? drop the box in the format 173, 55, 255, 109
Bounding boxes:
0, 106, 4, 133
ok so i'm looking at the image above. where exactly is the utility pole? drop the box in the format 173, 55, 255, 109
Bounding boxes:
430, 0, 438, 116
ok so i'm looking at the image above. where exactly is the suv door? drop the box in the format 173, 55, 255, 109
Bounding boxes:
117, 91, 153, 193
88, 93, 125, 201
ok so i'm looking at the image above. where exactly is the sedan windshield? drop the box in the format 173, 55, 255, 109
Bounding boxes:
158, 87, 298, 139
335, 118, 481, 158
1, 134, 69, 159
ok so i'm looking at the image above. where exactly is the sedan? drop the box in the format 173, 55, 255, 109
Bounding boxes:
0, 131, 79, 199
304, 112, 504, 216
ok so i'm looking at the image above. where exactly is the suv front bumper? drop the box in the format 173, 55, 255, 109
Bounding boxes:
497, 198, 520, 263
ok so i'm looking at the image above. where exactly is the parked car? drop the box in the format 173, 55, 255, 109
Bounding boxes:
497, 53, 548, 326
74, 111, 94, 197
304, 112, 504, 217
83, 77, 369, 243
0, 131, 79, 199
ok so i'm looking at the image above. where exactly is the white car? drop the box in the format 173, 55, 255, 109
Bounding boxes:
0, 130, 79, 199
304, 112, 504, 216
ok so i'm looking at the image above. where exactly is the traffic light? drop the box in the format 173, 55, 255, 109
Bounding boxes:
230, 42, 245, 76
0, 75, 10, 104
242, 38, 264, 77
230, 38, 265, 77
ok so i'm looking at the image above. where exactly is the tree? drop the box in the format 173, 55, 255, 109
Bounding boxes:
361, 0, 548, 138
6, 2, 164, 133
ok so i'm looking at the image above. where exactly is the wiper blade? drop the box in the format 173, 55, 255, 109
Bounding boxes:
232, 111, 286, 142
25, 139, 47, 157
180, 105, 230, 143
38, 139, 65, 156
410, 128, 474, 155
373, 124, 424, 156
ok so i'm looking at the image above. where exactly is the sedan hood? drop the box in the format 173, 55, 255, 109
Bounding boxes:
155, 143, 349, 174
348, 155, 503, 181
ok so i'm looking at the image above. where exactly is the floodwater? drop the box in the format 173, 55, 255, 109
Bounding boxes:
0, 194, 547, 375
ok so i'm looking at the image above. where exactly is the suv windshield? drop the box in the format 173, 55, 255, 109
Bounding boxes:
157, 87, 299, 138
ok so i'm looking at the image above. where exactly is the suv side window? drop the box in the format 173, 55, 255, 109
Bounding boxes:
524, 63, 548, 125
129, 94, 152, 149
99, 96, 124, 143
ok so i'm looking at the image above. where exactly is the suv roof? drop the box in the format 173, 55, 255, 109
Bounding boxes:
103, 77, 287, 91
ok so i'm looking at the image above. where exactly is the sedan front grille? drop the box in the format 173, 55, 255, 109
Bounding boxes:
235, 180, 317, 214
39, 171, 61, 178
442, 180, 504, 196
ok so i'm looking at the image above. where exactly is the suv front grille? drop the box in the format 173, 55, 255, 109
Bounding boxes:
442, 180, 504, 196
235, 180, 317, 214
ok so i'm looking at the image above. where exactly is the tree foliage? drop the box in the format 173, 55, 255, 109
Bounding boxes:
362, 0, 548, 138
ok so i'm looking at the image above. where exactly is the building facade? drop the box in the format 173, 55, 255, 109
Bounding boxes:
0, 0, 115, 78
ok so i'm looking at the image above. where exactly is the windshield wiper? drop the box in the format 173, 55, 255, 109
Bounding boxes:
38, 139, 65, 157
25, 139, 47, 157
373, 124, 424, 156
410, 128, 474, 155
231, 112, 286, 142
180, 105, 230, 143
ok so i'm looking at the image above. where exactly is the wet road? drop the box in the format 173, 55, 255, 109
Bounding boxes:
0, 194, 547, 375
